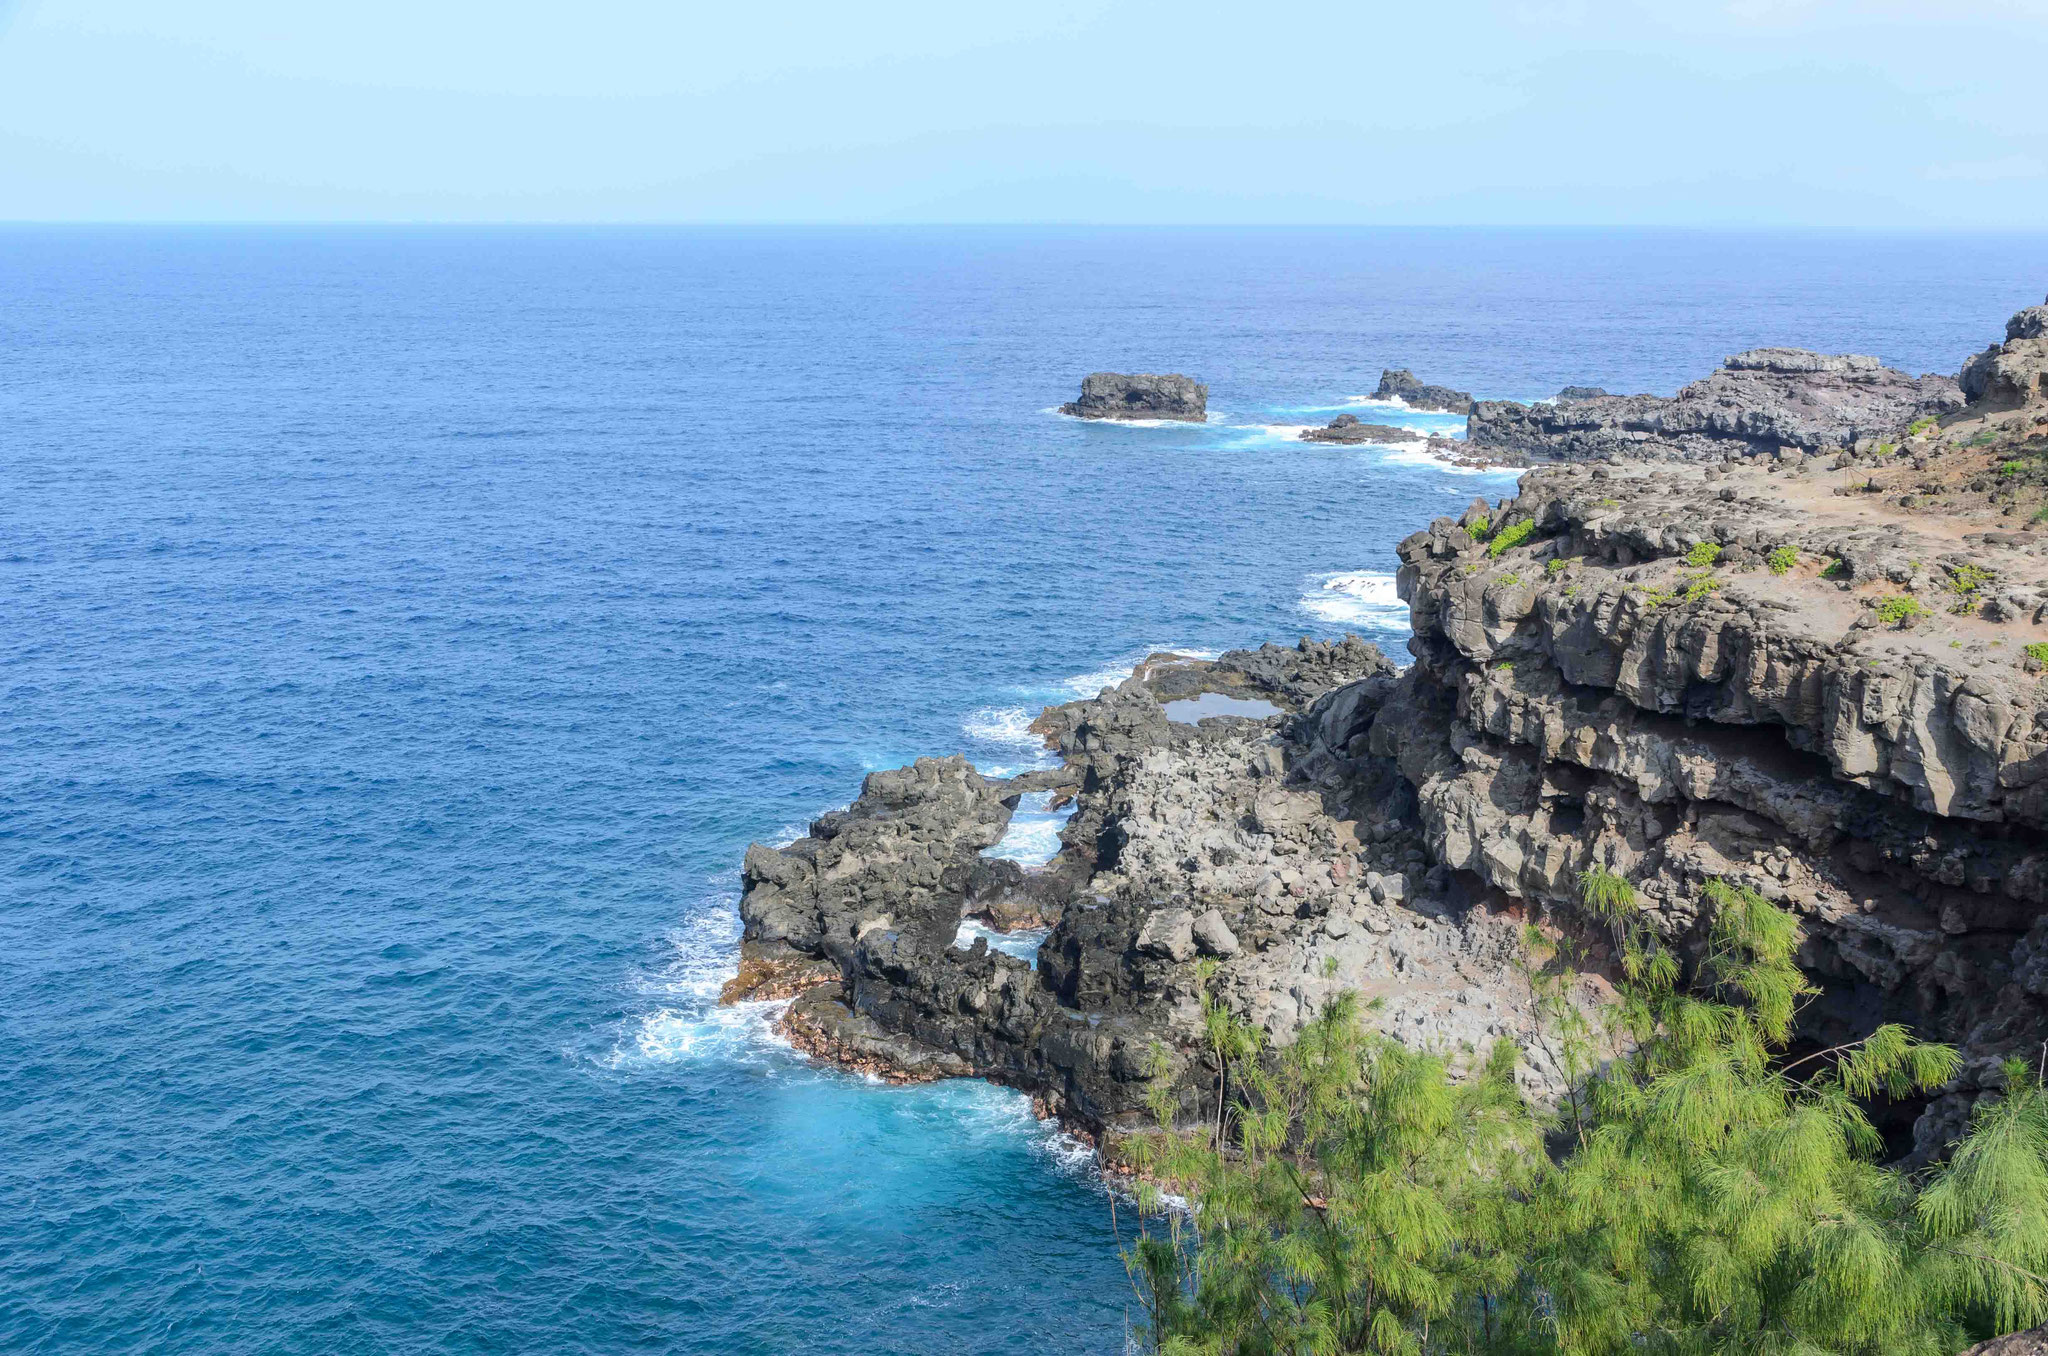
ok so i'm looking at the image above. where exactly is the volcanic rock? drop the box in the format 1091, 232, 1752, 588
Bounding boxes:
1471, 348, 1963, 462
1060, 372, 1208, 422
1300, 414, 1424, 444
1959, 295, 2048, 408
1374, 368, 1475, 414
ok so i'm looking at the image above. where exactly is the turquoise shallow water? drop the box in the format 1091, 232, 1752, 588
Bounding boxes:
4, 226, 2045, 1353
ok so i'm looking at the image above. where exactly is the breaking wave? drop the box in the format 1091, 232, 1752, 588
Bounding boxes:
1299, 570, 1408, 628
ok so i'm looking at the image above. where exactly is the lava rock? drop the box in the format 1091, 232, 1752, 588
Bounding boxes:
1060, 372, 1207, 422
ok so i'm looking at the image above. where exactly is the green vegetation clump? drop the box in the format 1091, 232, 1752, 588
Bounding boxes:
1594, 497, 1618, 508
1495, 571, 1521, 588
1682, 540, 1721, 568
1909, 416, 1939, 436
1487, 518, 1536, 558
2001, 459, 2029, 477
1546, 557, 1570, 575
1822, 557, 1850, 580
1876, 595, 1927, 627
1469, 515, 1493, 542
1766, 544, 1798, 575
1679, 570, 1719, 603
1117, 878, 2048, 1356
1948, 562, 1994, 612
1874, 440, 1897, 457
2026, 642, 2048, 666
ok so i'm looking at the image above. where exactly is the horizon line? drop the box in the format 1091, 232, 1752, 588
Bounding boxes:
5, 219, 2048, 234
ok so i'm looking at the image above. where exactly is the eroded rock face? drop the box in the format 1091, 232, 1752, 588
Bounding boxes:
1060, 371, 1208, 422
1471, 349, 1963, 462
738, 755, 1013, 969
1960, 296, 2048, 408
1390, 459, 2048, 1157
1374, 368, 1475, 414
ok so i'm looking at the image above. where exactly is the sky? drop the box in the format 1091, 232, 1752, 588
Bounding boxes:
0, 0, 2044, 225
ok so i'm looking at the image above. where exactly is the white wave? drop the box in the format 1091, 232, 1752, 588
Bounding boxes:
1047, 406, 1226, 429
1059, 646, 1221, 701
1301, 570, 1408, 628
604, 901, 800, 1071
1258, 423, 1315, 440
1379, 445, 1519, 478
954, 917, 1050, 964
986, 816, 1065, 865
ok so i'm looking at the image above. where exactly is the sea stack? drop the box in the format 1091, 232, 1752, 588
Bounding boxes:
1372, 368, 1476, 414
1060, 372, 1208, 422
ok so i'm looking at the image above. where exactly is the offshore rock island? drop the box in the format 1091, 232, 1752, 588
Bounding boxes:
728, 301, 2048, 1169
1059, 371, 1208, 422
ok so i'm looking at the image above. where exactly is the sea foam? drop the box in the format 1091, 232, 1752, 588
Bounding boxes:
1300, 570, 1408, 628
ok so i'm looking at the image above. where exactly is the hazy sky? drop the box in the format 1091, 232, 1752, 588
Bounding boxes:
1, 0, 2044, 225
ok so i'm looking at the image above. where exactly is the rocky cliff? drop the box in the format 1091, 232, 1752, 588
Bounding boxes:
1471, 348, 1964, 462
1060, 371, 1208, 422
726, 301, 2048, 1164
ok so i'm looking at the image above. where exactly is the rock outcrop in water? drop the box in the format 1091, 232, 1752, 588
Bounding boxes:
1471, 349, 1964, 462
1060, 372, 1208, 422
1299, 413, 1422, 444
1373, 368, 1475, 414
725, 303, 2048, 1169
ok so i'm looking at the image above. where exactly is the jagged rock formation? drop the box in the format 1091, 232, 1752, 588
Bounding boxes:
1961, 295, 2048, 407
727, 638, 1615, 1132
1374, 368, 1475, 414
1060, 372, 1208, 422
725, 304, 2048, 1164
1299, 414, 1422, 444
1471, 349, 1963, 462
1555, 386, 1612, 402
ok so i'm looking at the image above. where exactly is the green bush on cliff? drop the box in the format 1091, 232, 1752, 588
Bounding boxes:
1877, 595, 1927, 627
1767, 544, 1799, 575
1487, 518, 1536, 558
1118, 878, 2048, 1356
1682, 540, 1721, 568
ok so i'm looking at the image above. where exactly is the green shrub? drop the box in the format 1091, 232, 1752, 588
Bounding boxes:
1766, 544, 1798, 575
1876, 595, 1926, 626
1948, 562, 1995, 612
1115, 880, 2041, 1356
1468, 515, 1492, 541
2026, 642, 2048, 665
1822, 557, 1849, 580
1546, 557, 1570, 575
1496, 571, 1521, 587
1487, 518, 1536, 558
1681, 540, 1721, 568
1909, 416, 1938, 435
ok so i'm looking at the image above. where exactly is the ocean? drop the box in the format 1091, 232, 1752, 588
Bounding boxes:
5, 226, 2045, 1353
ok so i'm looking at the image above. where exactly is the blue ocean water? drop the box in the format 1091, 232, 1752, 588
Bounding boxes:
5, 227, 2046, 1354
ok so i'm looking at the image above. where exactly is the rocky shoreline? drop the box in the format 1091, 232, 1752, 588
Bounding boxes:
726, 304, 2048, 1169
